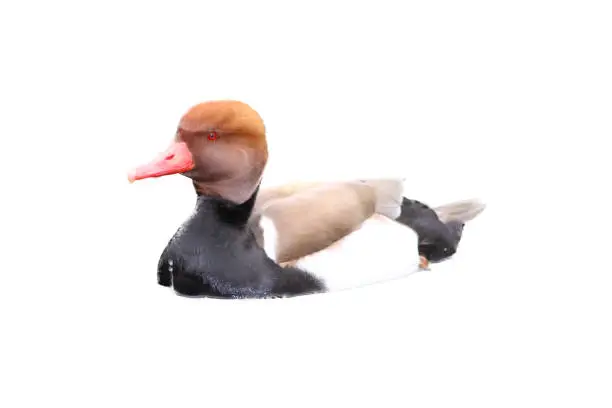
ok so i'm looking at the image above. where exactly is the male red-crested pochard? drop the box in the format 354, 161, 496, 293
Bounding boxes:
128, 100, 485, 298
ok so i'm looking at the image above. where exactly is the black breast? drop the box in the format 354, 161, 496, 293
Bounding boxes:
156, 191, 325, 299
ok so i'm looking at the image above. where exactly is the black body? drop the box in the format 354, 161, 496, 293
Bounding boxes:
396, 198, 464, 262
157, 187, 325, 298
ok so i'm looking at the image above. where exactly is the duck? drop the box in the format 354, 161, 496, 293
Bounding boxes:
128, 100, 485, 298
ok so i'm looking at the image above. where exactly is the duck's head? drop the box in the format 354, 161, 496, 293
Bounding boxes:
128, 100, 268, 204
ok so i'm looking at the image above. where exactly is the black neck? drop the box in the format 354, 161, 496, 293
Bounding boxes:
193, 185, 259, 227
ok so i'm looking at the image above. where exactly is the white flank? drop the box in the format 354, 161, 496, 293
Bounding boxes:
294, 214, 421, 291
259, 216, 279, 261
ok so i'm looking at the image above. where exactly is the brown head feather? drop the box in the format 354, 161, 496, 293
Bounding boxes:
175, 100, 269, 203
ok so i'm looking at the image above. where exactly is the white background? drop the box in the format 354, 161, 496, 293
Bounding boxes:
1, 0, 611, 407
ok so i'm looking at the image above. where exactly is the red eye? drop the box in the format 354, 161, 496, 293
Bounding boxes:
207, 131, 218, 141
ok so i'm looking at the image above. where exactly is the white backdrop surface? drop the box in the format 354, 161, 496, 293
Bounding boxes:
1, 1, 610, 407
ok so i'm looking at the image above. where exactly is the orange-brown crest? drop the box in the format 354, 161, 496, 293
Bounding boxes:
177, 100, 267, 149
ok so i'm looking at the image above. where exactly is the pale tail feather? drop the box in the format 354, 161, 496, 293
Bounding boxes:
359, 178, 405, 219
433, 199, 486, 224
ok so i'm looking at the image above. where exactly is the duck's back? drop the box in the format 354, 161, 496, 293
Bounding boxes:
252, 182, 377, 263
252, 179, 405, 264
